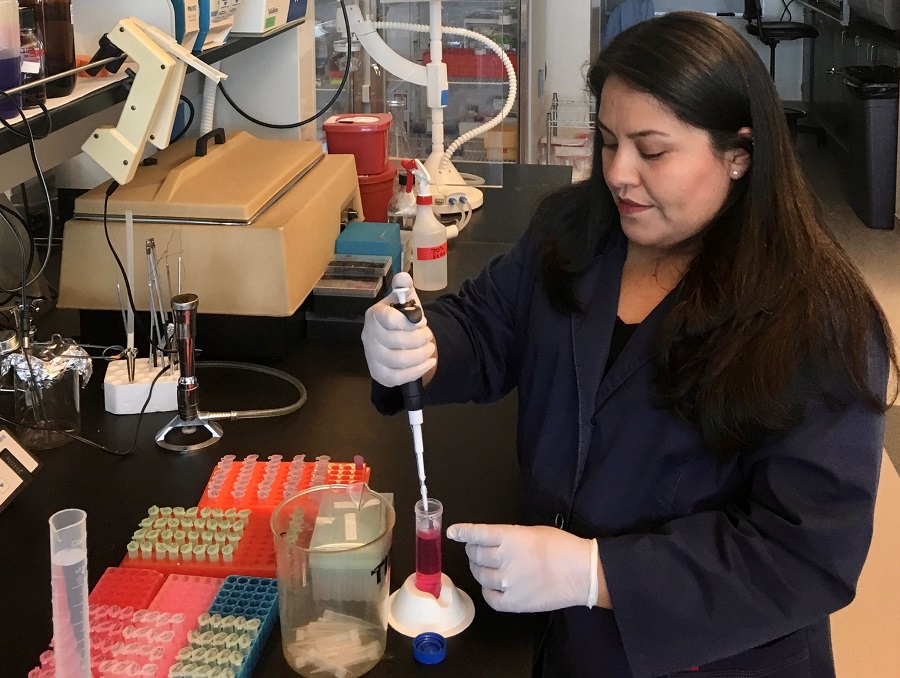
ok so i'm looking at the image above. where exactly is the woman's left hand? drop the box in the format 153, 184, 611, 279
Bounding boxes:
447, 523, 607, 613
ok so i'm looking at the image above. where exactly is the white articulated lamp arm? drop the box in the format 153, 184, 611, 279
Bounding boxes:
81, 17, 227, 185
344, 4, 427, 87
347, 1, 517, 216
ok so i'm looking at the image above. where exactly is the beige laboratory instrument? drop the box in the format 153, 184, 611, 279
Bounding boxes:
59, 130, 363, 317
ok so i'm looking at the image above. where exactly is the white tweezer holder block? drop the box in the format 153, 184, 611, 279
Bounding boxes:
104, 358, 178, 415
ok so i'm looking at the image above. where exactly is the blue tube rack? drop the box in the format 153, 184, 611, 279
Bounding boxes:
208, 576, 279, 678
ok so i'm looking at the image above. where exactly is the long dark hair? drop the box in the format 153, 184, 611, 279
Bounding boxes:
538, 12, 898, 458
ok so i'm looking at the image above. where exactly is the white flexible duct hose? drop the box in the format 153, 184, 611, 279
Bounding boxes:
200, 61, 221, 135
372, 22, 518, 168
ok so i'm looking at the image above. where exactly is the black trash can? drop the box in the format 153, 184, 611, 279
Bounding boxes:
843, 65, 899, 230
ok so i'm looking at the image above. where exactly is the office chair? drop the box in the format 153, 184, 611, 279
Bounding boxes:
743, 0, 826, 142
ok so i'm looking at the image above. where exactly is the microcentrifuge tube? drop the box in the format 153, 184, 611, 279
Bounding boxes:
415, 499, 444, 599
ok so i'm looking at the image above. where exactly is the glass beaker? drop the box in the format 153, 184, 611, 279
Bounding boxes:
14, 366, 80, 449
271, 484, 395, 678
5, 335, 88, 450
387, 98, 412, 160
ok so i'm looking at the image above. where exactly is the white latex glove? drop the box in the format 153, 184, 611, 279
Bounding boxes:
446, 523, 599, 613
362, 272, 437, 388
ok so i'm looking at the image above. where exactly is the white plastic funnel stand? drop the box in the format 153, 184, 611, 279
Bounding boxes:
388, 572, 475, 638
49, 508, 91, 677
389, 498, 475, 637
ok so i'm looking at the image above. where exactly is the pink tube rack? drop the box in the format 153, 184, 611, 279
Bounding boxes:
88, 567, 166, 610
29, 602, 192, 678
148, 574, 223, 620
146, 574, 224, 668
198, 455, 371, 515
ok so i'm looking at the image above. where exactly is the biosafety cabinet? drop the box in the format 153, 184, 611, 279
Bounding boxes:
313, 0, 552, 165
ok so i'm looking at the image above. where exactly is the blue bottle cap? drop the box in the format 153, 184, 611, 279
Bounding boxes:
413, 632, 447, 664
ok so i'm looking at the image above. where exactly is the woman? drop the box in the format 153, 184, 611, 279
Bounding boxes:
362, 12, 897, 678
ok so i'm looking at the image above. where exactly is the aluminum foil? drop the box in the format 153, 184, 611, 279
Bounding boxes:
0, 334, 92, 386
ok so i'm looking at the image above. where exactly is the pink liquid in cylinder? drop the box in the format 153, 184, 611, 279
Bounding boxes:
415, 528, 442, 598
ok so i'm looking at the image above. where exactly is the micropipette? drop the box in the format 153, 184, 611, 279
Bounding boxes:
391, 284, 429, 509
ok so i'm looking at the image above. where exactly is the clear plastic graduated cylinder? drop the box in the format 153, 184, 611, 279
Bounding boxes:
49, 508, 90, 678
415, 498, 442, 598
271, 484, 395, 678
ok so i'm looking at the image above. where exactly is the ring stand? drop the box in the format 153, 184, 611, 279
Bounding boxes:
155, 416, 222, 452
388, 573, 475, 638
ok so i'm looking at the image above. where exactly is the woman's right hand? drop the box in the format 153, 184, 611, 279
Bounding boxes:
361, 272, 437, 388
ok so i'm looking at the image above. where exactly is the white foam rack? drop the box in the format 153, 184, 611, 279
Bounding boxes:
103, 358, 178, 415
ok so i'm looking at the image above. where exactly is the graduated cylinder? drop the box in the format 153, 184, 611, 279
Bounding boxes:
415, 498, 443, 598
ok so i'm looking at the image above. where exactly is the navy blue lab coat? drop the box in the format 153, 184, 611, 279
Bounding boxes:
373, 225, 887, 677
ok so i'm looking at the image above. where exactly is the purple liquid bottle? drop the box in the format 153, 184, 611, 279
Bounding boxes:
0, 54, 20, 118
0, 0, 21, 119
415, 498, 443, 599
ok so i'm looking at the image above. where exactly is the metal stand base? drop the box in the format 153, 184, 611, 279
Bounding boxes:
155, 416, 223, 452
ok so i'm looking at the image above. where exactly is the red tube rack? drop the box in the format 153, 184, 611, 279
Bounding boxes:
120, 510, 276, 578
198, 459, 370, 514
89, 567, 166, 610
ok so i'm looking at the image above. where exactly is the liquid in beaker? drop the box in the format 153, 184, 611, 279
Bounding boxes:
415, 498, 443, 599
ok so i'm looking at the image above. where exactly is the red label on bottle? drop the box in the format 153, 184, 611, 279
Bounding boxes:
416, 243, 447, 261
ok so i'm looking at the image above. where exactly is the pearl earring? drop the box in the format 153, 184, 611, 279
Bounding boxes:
732, 170, 740, 177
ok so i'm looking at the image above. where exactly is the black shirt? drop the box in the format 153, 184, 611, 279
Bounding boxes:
604, 316, 638, 377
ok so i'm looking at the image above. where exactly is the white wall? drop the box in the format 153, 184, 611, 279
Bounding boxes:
543, 1, 592, 100
542, 0, 803, 101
